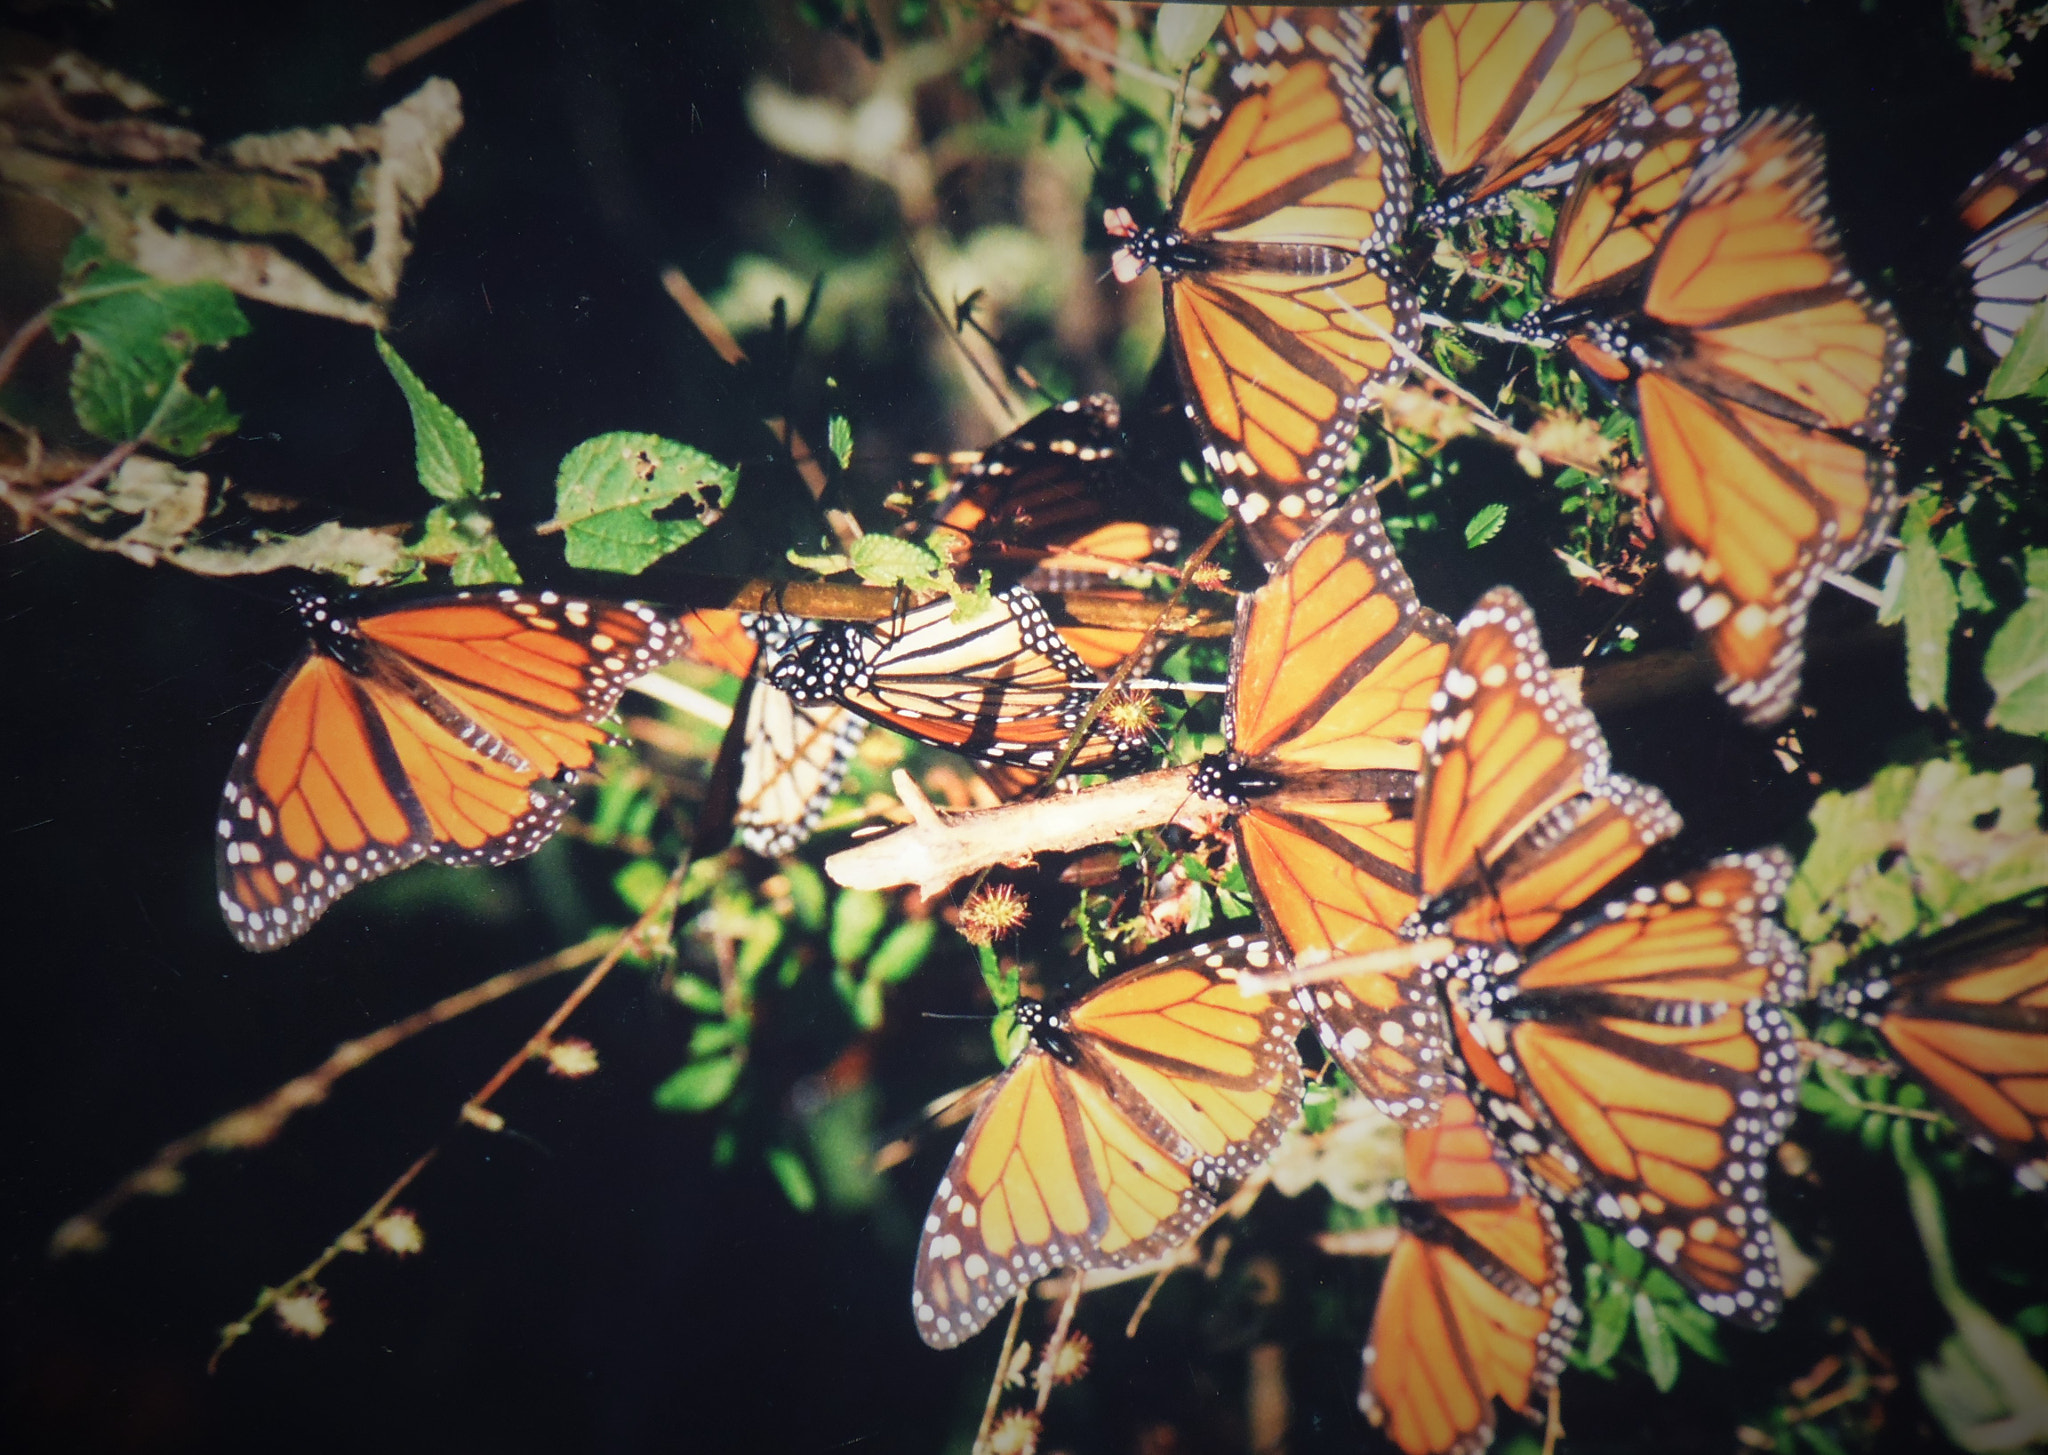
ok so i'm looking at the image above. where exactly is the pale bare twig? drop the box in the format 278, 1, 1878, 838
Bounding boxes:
972, 1293, 1030, 1455
51, 933, 611, 1259
209, 858, 695, 1370
1034, 1275, 1083, 1415
365, 0, 528, 81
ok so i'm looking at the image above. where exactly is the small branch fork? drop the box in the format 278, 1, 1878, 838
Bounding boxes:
207, 859, 696, 1371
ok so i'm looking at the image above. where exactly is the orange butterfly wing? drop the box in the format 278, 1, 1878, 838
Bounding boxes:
1414, 587, 1679, 946
219, 591, 680, 950
910, 935, 1305, 1347
1450, 853, 1806, 1327
1402, 0, 1655, 215
1196, 500, 1456, 1124
1829, 907, 2048, 1189
1361, 1094, 1578, 1455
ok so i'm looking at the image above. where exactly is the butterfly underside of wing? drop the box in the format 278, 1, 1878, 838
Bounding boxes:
1449, 852, 1806, 1327
219, 590, 681, 950
1112, 8, 1419, 568
1401, 0, 1657, 221
1413, 586, 1680, 949
1191, 499, 1454, 1124
734, 616, 867, 858
910, 935, 1306, 1348
1620, 109, 1908, 725
1360, 1092, 1579, 1455
1824, 906, 2048, 1189
1958, 125, 2048, 359
767, 586, 1148, 771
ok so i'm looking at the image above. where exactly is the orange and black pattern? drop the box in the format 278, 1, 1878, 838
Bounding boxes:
218, 587, 681, 950
1361, 1093, 1579, 1455
910, 934, 1305, 1347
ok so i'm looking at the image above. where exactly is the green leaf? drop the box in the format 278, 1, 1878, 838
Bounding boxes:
375, 334, 486, 502
670, 974, 724, 1014
1634, 1292, 1680, 1391
652, 1053, 742, 1112
852, 975, 885, 1030
1985, 593, 2048, 736
1506, 191, 1556, 239
735, 914, 784, 985
1986, 300, 2048, 401
867, 917, 937, 985
1658, 1299, 1727, 1363
991, 1005, 1028, 1066
783, 860, 829, 932
949, 570, 995, 623
1302, 1081, 1339, 1135
826, 413, 854, 470
830, 889, 889, 967
50, 233, 250, 454
613, 858, 669, 912
1901, 525, 1960, 711
1586, 1283, 1633, 1367
1610, 1235, 1645, 1284
689, 1018, 746, 1057
548, 433, 737, 574
1464, 502, 1509, 548
416, 503, 523, 586
764, 1146, 818, 1212
849, 534, 942, 588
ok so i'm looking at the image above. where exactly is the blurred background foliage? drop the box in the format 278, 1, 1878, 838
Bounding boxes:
1, 2, 2045, 1454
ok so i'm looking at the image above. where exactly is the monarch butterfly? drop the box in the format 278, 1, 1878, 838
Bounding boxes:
1191, 499, 1456, 1125
1542, 29, 1740, 307
927, 395, 1181, 673
766, 586, 1149, 772
1400, 0, 1657, 225
218, 587, 681, 950
1819, 904, 2048, 1190
1105, 7, 1418, 568
910, 934, 1306, 1347
1553, 110, 1909, 725
1360, 1092, 1578, 1455
1442, 851, 1805, 1327
1410, 586, 1680, 951
1958, 126, 2048, 359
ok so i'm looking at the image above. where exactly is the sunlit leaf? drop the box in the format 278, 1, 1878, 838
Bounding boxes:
1985, 575, 2048, 737
765, 1146, 818, 1212
849, 533, 942, 588
375, 334, 486, 502
867, 917, 936, 985
1464, 502, 1508, 548
1634, 1293, 1680, 1391
1986, 301, 2048, 401
652, 1052, 742, 1112
548, 432, 736, 574
830, 888, 889, 967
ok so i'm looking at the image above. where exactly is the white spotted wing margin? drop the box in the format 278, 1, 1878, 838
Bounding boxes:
910, 935, 1307, 1349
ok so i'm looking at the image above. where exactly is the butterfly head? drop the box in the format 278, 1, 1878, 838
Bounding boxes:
1189, 752, 1279, 807
1813, 970, 1892, 1026
1103, 207, 1168, 284
766, 626, 868, 703
289, 585, 370, 665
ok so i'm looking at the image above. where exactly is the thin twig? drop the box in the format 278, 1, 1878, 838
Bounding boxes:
209, 860, 694, 1370
51, 934, 611, 1259
973, 1293, 1029, 1455
365, 0, 527, 81
0, 304, 52, 397
1034, 1275, 1083, 1415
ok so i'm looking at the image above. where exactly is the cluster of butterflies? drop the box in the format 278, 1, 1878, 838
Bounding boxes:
203, 4, 2048, 1452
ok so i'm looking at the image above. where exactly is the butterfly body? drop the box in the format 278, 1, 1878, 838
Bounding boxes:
219, 587, 680, 950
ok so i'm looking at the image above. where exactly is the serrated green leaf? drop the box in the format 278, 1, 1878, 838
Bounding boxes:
670, 973, 724, 1014
1506, 191, 1556, 238
147, 376, 240, 457
1901, 527, 1959, 711
416, 504, 523, 586
1986, 594, 2048, 736
549, 433, 736, 574
1986, 301, 2048, 401
950, 570, 995, 623
867, 917, 936, 985
764, 1146, 818, 1212
652, 1052, 742, 1112
1586, 1284, 1632, 1366
1634, 1293, 1680, 1391
375, 334, 486, 502
1464, 502, 1509, 548
827, 413, 854, 470
830, 888, 889, 967
849, 533, 942, 588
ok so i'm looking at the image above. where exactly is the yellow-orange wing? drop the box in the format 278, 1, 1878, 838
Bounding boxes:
218, 589, 680, 950
1401, 0, 1655, 219
1360, 1092, 1578, 1455
1413, 587, 1680, 947
1111, 8, 1417, 567
1609, 109, 1907, 724
1192, 499, 1456, 1124
1448, 853, 1806, 1327
1824, 905, 2048, 1190
1544, 29, 1740, 306
910, 934, 1306, 1347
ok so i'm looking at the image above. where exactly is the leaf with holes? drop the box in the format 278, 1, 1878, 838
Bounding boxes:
849, 533, 943, 589
549, 433, 737, 574
414, 504, 522, 585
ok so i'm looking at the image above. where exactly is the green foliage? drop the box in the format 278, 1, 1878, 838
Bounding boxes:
375, 335, 487, 503
1575, 1223, 1723, 1390
548, 432, 737, 574
1464, 501, 1508, 549
1987, 304, 2048, 401
48, 231, 248, 456
1984, 549, 2048, 735
764, 1145, 818, 1212
826, 412, 854, 469
849, 533, 943, 589
654, 1053, 743, 1112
